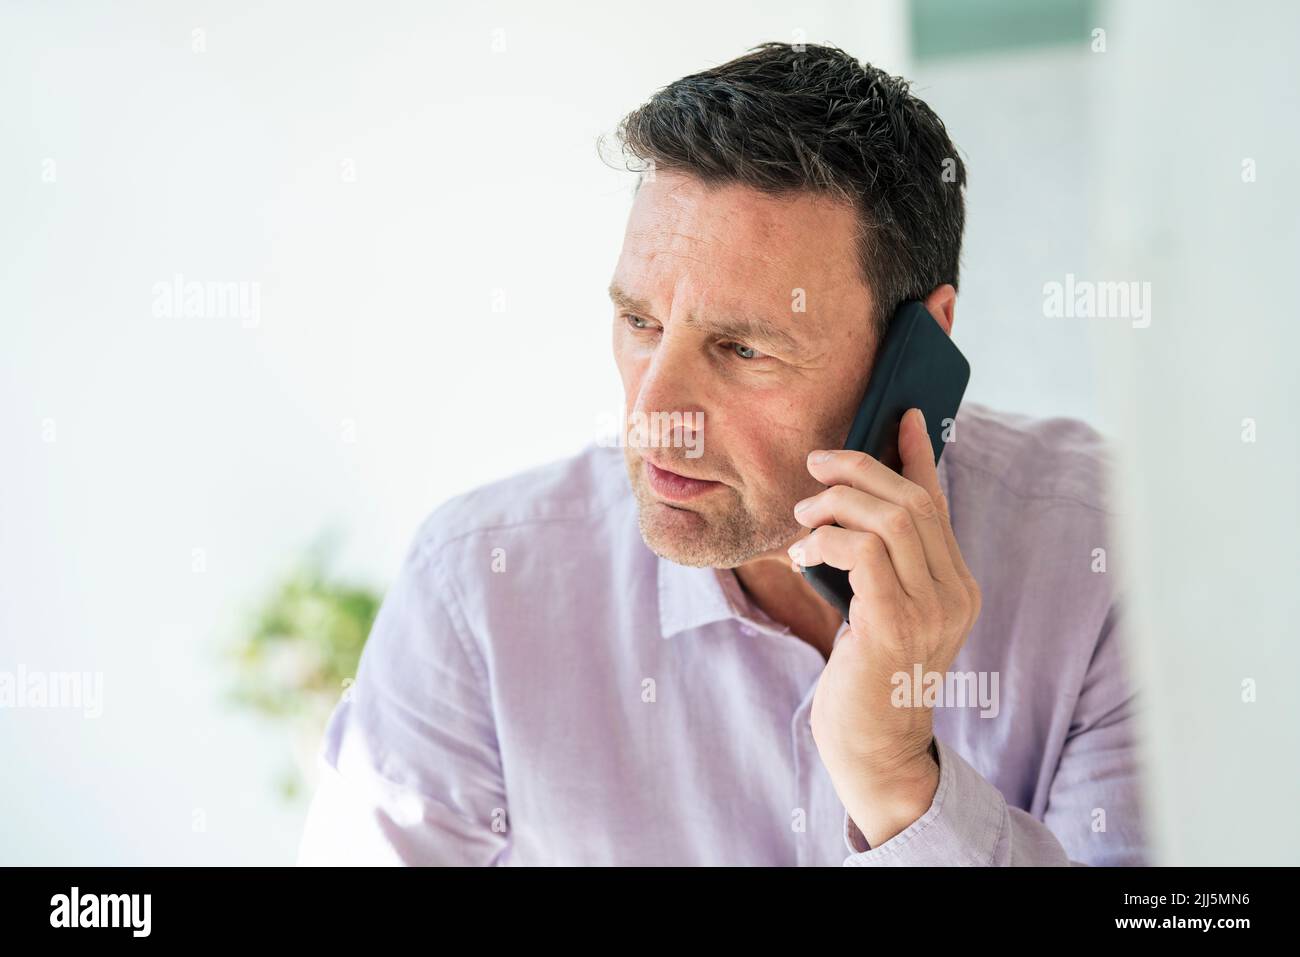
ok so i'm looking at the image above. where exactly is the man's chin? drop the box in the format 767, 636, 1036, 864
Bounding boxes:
638, 500, 717, 567
634, 496, 777, 570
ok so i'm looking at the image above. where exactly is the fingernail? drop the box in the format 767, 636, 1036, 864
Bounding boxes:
793, 497, 812, 514
788, 544, 806, 566
913, 408, 927, 430
811, 450, 835, 464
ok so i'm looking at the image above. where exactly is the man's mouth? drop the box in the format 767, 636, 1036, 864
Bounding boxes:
642, 458, 724, 503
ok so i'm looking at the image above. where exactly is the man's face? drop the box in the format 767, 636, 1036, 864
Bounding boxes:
609, 169, 878, 568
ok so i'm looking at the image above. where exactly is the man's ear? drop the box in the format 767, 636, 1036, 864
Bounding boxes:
922, 284, 957, 335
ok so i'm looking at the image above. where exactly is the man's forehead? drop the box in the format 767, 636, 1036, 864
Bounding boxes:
621, 172, 864, 289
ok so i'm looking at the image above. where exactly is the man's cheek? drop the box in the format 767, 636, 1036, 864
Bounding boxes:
681, 412, 706, 459
730, 431, 796, 498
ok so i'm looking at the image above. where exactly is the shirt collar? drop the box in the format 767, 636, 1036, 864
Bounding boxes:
657, 557, 747, 639
654, 454, 952, 641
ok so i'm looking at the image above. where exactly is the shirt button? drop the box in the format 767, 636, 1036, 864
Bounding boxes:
739, 625, 756, 637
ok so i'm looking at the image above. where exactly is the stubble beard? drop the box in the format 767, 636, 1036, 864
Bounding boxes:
622, 448, 807, 569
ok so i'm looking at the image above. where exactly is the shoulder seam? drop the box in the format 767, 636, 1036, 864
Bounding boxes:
944, 455, 1111, 514
425, 539, 493, 700
414, 492, 629, 553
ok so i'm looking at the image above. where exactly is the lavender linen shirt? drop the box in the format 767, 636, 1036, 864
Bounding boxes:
297, 401, 1148, 866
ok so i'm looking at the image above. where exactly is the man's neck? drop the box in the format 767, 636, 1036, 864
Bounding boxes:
733, 552, 845, 661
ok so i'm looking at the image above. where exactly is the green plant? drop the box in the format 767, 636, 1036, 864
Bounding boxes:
225, 541, 382, 800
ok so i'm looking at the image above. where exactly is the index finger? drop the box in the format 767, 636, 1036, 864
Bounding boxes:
805, 432, 957, 584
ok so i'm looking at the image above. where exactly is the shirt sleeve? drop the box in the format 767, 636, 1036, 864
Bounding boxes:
296, 535, 511, 866
841, 601, 1148, 866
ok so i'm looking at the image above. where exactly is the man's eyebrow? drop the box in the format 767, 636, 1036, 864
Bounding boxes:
607, 282, 807, 356
607, 283, 654, 317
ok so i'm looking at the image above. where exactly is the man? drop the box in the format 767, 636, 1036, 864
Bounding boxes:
297, 42, 1147, 866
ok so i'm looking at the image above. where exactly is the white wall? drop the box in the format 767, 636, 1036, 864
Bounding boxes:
1089, 0, 1300, 865
914, 43, 1107, 425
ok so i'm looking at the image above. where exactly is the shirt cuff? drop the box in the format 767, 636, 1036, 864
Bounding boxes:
841, 735, 1007, 866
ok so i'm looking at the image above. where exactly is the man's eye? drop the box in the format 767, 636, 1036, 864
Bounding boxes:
625, 314, 655, 331
727, 342, 763, 360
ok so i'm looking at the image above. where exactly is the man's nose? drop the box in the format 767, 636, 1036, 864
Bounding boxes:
629, 340, 707, 448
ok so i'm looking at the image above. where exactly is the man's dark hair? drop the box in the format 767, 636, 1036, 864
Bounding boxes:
608, 41, 967, 338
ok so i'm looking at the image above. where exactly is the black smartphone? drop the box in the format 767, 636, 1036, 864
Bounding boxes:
801, 300, 971, 620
